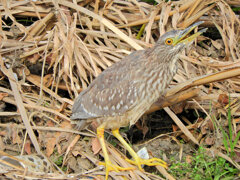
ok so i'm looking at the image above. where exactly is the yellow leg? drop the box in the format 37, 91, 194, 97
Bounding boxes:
112, 128, 168, 171
97, 126, 134, 180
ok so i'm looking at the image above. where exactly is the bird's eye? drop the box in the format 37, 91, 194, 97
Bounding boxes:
165, 38, 173, 45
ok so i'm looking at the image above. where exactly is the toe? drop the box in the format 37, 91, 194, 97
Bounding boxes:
125, 157, 168, 169
99, 161, 135, 173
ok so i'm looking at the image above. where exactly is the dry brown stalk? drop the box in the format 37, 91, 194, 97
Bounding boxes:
0, 0, 240, 179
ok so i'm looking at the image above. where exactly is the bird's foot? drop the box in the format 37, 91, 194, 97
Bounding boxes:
99, 161, 135, 179
125, 157, 168, 171
99, 161, 135, 172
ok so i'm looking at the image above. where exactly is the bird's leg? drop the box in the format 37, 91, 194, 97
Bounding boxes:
97, 126, 134, 180
112, 128, 168, 171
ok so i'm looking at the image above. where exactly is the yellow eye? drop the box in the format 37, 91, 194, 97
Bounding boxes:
165, 38, 173, 45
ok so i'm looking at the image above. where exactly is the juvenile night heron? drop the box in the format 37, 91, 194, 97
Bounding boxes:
71, 21, 206, 179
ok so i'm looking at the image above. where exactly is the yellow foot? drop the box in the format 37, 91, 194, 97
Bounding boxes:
99, 161, 135, 180
125, 157, 168, 171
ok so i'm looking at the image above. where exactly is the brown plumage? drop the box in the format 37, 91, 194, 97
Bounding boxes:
71, 21, 206, 180
72, 30, 182, 129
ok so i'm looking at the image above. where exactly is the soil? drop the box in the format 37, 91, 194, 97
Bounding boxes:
128, 109, 196, 164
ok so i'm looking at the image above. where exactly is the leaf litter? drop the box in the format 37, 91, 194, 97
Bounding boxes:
0, 0, 240, 179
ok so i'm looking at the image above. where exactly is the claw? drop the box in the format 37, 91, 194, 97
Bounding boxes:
125, 157, 168, 171
99, 161, 135, 172
99, 161, 135, 180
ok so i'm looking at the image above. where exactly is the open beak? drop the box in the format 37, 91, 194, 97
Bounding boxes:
173, 21, 207, 46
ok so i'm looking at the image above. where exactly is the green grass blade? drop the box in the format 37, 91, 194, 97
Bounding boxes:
233, 131, 240, 148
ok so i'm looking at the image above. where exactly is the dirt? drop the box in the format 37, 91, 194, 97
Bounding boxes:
128, 109, 196, 156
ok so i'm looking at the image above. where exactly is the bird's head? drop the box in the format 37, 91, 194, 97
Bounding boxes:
153, 21, 207, 62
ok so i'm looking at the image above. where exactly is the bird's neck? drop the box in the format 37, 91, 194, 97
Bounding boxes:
168, 55, 179, 76
146, 48, 179, 77
144, 49, 179, 96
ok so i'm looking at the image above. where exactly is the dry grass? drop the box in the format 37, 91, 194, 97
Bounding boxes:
0, 0, 240, 179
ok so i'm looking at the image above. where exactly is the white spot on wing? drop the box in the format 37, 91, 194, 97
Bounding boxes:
116, 103, 120, 109
109, 93, 115, 101
120, 100, 123, 105
104, 106, 109, 111
127, 89, 132, 99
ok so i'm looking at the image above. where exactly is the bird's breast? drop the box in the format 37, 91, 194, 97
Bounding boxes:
139, 65, 174, 99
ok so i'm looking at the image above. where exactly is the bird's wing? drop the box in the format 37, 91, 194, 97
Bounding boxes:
71, 50, 146, 120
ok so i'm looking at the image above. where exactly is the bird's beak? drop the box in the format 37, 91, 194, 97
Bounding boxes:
172, 21, 207, 46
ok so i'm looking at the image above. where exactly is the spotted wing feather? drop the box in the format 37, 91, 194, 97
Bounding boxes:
71, 50, 147, 120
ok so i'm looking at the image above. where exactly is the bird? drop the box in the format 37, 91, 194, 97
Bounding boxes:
71, 21, 206, 179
